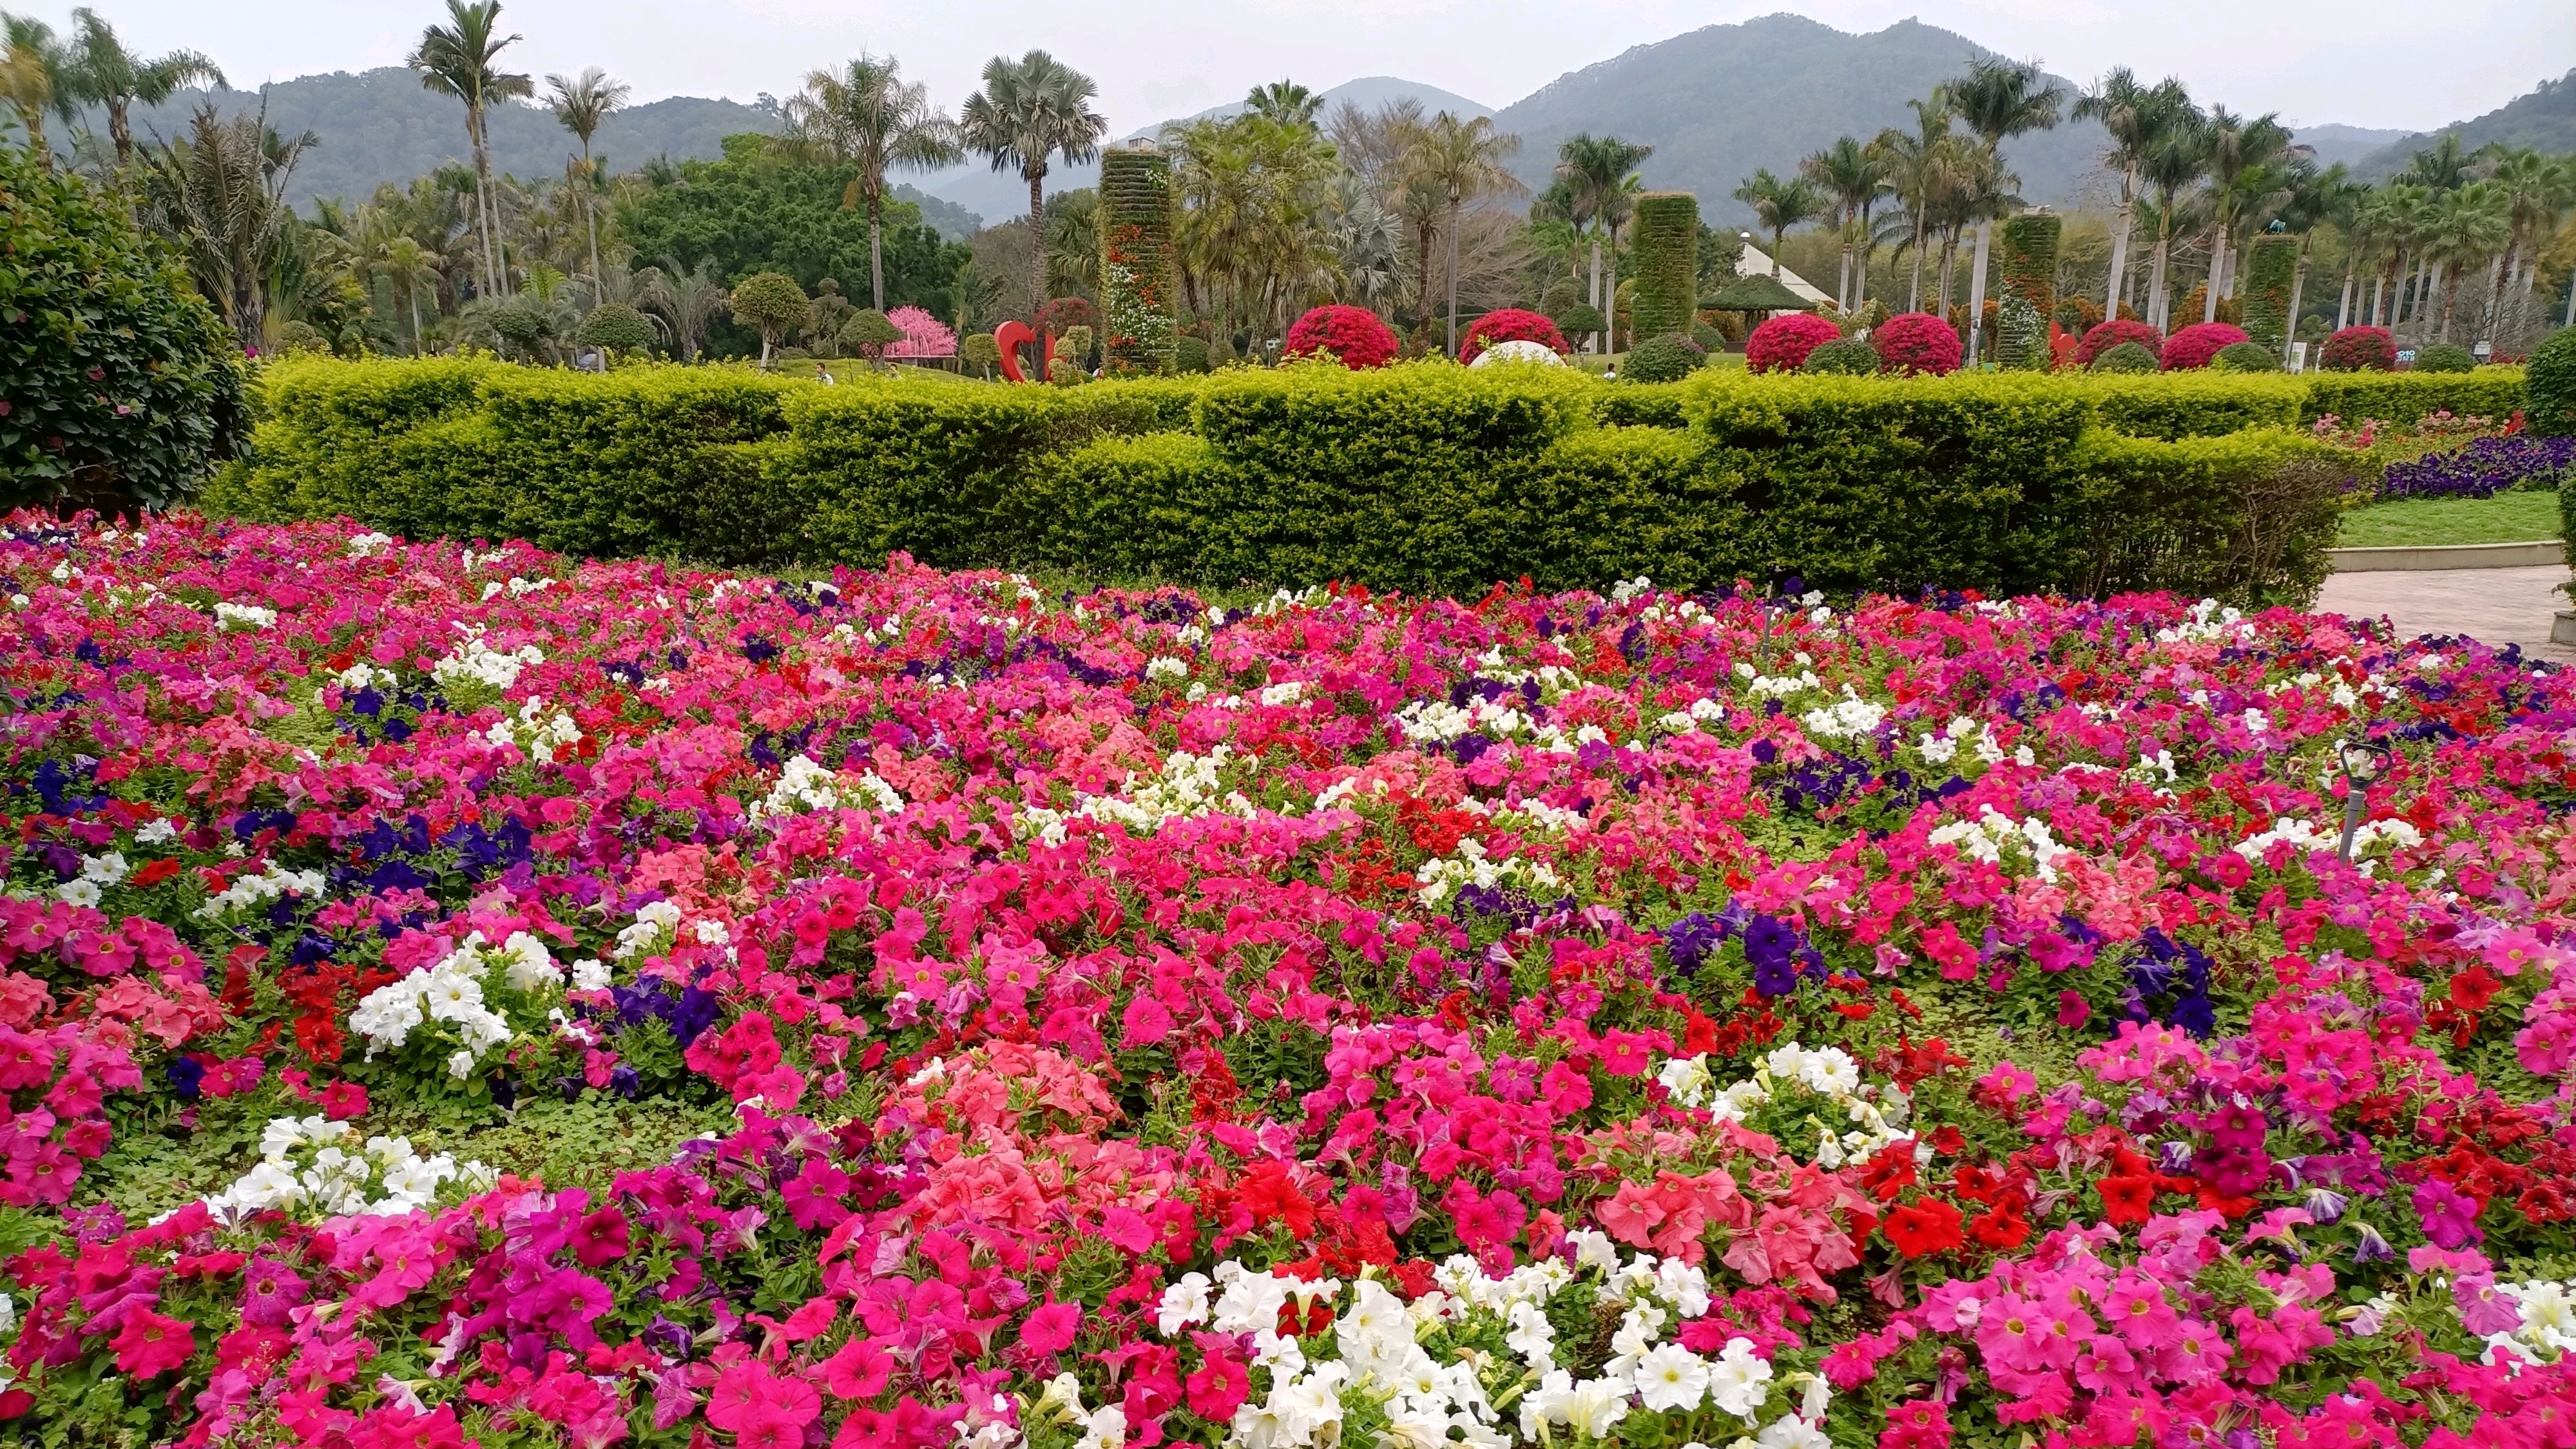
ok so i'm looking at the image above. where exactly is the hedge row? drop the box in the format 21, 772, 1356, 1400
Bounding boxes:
211, 358, 2526, 600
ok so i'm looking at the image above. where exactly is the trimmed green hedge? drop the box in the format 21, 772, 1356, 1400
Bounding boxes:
2301, 369, 2526, 425
218, 358, 2488, 601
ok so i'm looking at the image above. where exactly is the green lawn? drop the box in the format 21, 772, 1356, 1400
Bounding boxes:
2337, 490, 2564, 548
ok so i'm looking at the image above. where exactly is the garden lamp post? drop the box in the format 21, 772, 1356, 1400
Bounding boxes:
2335, 736, 2391, 862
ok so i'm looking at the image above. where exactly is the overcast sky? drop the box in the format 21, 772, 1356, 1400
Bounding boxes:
23, 0, 2570, 137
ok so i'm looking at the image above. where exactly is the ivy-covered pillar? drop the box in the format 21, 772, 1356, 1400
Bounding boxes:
2240, 233, 2300, 354
1097, 143, 1178, 374
1995, 211, 2061, 369
1629, 193, 1700, 343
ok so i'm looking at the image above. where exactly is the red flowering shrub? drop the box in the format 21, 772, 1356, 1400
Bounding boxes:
1872, 312, 1961, 376
1744, 313, 1841, 374
2320, 325, 2398, 372
2160, 321, 2249, 371
1458, 308, 1567, 363
1283, 305, 1400, 369
2075, 318, 2162, 366
1032, 297, 1097, 336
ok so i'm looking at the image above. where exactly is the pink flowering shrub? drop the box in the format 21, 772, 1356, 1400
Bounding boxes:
2162, 321, 2251, 370
1459, 308, 1568, 363
1744, 313, 1842, 374
1283, 305, 1400, 368
2075, 318, 2162, 365
6, 513, 2576, 1443
881, 305, 957, 360
1872, 312, 1962, 374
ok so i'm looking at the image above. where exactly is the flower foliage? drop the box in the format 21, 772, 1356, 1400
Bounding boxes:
1283, 307, 1400, 369
2162, 322, 2252, 372
1459, 310, 1568, 364
1871, 313, 1961, 376
1744, 314, 1841, 374
12, 517, 2576, 1446
2379, 436, 2576, 499
881, 307, 958, 360
2075, 320, 2163, 367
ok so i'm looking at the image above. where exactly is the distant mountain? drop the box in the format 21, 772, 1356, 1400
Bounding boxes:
2292, 124, 2414, 173
912, 75, 1491, 224
2349, 70, 2576, 178
1493, 15, 2117, 225
91, 68, 981, 238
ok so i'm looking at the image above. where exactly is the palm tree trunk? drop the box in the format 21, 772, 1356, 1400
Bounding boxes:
2370, 272, 2385, 327
582, 144, 602, 296
1907, 214, 1927, 312
108, 102, 134, 168
2202, 231, 2225, 324
1603, 222, 1619, 352
409, 289, 423, 354
869, 191, 886, 312
1588, 233, 1602, 352
2148, 231, 2171, 332
1936, 229, 1956, 315
1964, 217, 1992, 367
2336, 268, 2354, 332
469, 108, 499, 299
2104, 169, 2135, 313
1027, 170, 1047, 321
1445, 200, 1462, 357
2439, 264, 2462, 342
2283, 251, 2307, 366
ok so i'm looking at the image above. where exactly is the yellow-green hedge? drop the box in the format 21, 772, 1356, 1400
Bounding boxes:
214, 358, 2505, 599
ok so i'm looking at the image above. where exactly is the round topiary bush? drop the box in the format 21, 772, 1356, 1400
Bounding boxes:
1552, 302, 1608, 340
959, 332, 1001, 378
0, 143, 245, 513
1173, 334, 1211, 374
2528, 327, 2576, 437
1459, 309, 1568, 363
2412, 343, 2475, 374
841, 309, 906, 360
2088, 341, 2160, 374
1802, 338, 1880, 376
2075, 318, 2160, 367
2161, 321, 2250, 370
2213, 340, 2282, 373
1622, 333, 1706, 383
1744, 312, 1841, 374
2318, 326, 2396, 372
1283, 305, 1399, 369
1873, 312, 1962, 376
575, 302, 656, 354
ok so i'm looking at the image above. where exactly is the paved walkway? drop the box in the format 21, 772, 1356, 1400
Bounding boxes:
2315, 564, 2576, 659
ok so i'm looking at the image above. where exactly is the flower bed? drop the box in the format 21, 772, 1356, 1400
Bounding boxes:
2379, 436, 2576, 499
15, 515, 2576, 1445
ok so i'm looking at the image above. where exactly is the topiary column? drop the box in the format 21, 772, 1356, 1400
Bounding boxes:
2239, 233, 2300, 355
1995, 213, 2061, 369
1629, 193, 1700, 344
1097, 144, 1178, 374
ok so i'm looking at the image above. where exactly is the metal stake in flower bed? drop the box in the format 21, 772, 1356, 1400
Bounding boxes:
2336, 736, 2392, 862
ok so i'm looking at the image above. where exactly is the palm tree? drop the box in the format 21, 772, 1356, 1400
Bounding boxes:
2426, 182, 2510, 341
783, 54, 963, 311
1401, 111, 1524, 355
409, 0, 530, 301
959, 50, 1108, 320
1800, 135, 1888, 311
1877, 94, 1960, 312
2075, 68, 2192, 316
137, 102, 314, 350
1946, 55, 2062, 363
1733, 168, 1823, 280
640, 256, 729, 362
1244, 79, 1320, 128
543, 66, 628, 296
1, 14, 66, 170
2483, 149, 2572, 341
2195, 107, 2302, 322
58, 10, 222, 169
2137, 101, 2210, 330
1556, 133, 1654, 347
377, 235, 444, 352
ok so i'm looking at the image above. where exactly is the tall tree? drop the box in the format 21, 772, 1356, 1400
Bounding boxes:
2075, 68, 2191, 316
1800, 135, 1887, 311
1, 14, 66, 171
2195, 107, 2302, 322
1947, 56, 2062, 363
409, 0, 530, 301
1244, 79, 1320, 129
2484, 149, 2571, 335
1401, 111, 1523, 355
543, 66, 628, 296
959, 50, 1108, 320
138, 102, 314, 349
2425, 181, 2509, 341
783, 54, 963, 311
1555, 133, 1653, 347
58, 9, 222, 169
2137, 96, 2209, 330
1732, 168, 1823, 280
640, 257, 729, 363
1877, 93, 1959, 313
